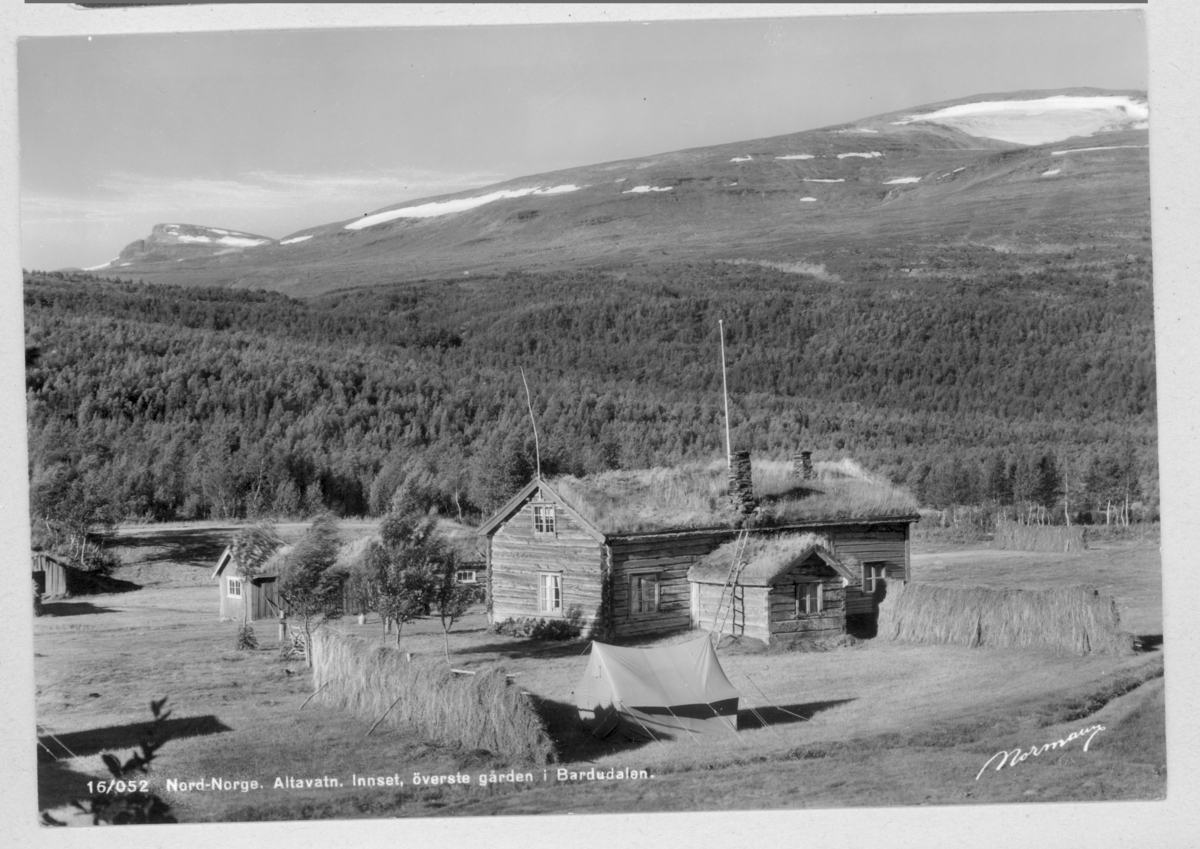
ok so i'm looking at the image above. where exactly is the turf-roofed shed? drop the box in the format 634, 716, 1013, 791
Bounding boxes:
212, 544, 292, 622
689, 533, 858, 646
478, 456, 919, 641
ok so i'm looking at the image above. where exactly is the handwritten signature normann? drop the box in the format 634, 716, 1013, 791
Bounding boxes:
975, 724, 1106, 781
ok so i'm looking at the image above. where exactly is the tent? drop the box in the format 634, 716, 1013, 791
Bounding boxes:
573, 638, 741, 741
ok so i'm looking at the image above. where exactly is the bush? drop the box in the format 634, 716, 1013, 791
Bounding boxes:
235, 623, 259, 651
33, 580, 44, 617
490, 613, 582, 641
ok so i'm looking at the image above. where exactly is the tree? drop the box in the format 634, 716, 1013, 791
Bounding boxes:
982, 453, 1011, 505
368, 510, 445, 648
277, 514, 344, 667
469, 432, 532, 515
432, 549, 476, 662
1033, 453, 1061, 515
29, 461, 118, 568
1010, 454, 1039, 521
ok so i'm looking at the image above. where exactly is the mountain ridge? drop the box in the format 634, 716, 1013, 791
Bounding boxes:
76, 88, 1149, 295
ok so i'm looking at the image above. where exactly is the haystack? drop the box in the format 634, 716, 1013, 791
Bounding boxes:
310, 630, 555, 763
877, 582, 1134, 655
993, 518, 1087, 552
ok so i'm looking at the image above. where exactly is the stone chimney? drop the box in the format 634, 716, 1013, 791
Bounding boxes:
728, 450, 756, 514
791, 450, 815, 481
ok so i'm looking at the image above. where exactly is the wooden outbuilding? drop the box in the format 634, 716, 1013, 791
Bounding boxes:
689, 534, 860, 646
211, 545, 291, 622
477, 458, 919, 642
32, 551, 71, 598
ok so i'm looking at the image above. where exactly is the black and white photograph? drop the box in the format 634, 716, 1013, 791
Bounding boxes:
7, 3, 1197, 843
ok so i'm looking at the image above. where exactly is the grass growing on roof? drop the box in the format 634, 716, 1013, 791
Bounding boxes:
549, 457, 918, 535
877, 582, 1135, 656
690, 532, 834, 585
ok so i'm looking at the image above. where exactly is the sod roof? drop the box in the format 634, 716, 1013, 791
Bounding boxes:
688, 532, 846, 586
546, 458, 919, 536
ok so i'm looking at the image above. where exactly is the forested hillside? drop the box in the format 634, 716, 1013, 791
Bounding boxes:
24, 257, 1156, 532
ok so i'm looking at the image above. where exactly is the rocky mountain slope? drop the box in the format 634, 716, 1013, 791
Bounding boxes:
84, 89, 1150, 296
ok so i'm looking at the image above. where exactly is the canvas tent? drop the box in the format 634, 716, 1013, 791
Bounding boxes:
574, 638, 741, 740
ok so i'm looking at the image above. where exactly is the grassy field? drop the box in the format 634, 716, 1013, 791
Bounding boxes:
34, 525, 1164, 823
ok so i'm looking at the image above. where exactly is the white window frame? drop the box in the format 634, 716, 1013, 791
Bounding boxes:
455, 569, 478, 584
796, 581, 823, 615
228, 577, 243, 598
629, 572, 662, 617
532, 504, 557, 536
537, 572, 562, 615
864, 563, 888, 594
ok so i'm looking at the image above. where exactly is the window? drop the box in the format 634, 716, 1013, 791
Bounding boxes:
864, 563, 888, 595
630, 573, 660, 616
538, 572, 562, 615
796, 582, 823, 615
455, 569, 479, 584
228, 577, 243, 598
533, 504, 556, 535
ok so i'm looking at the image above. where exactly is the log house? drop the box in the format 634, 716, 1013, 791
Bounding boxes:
478, 463, 918, 643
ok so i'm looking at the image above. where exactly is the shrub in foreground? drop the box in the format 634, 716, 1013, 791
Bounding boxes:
235, 623, 259, 651
42, 698, 176, 826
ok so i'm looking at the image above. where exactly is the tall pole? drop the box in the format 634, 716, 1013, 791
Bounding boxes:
520, 367, 542, 480
719, 320, 732, 470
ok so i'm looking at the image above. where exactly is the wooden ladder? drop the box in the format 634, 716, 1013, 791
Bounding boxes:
711, 528, 750, 642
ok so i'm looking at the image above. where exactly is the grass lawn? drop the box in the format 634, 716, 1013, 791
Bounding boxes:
35, 525, 1165, 823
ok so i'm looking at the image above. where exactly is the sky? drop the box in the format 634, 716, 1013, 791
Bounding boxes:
19, 10, 1148, 271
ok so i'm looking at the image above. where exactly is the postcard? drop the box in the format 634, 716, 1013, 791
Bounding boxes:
6, 4, 1196, 847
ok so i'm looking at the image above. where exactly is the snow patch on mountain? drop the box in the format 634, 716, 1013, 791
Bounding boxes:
159, 224, 271, 247
838, 152, 883, 159
280, 235, 314, 245
83, 258, 118, 271
889, 95, 1149, 145
800, 197, 817, 202
347, 184, 586, 229
1041, 168, 1062, 177
883, 177, 921, 184
803, 178, 845, 183
622, 186, 673, 194
775, 154, 815, 160
730, 156, 753, 163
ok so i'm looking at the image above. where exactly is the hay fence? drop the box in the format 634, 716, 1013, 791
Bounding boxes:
310, 630, 555, 764
877, 582, 1134, 655
993, 519, 1087, 552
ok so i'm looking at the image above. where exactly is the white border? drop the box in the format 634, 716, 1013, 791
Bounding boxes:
2, 4, 1196, 849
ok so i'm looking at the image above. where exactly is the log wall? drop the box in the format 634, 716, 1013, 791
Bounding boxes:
609, 531, 731, 639
692, 582, 771, 643
489, 486, 605, 632
767, 558, 847, 645
833, 524, 909, 616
